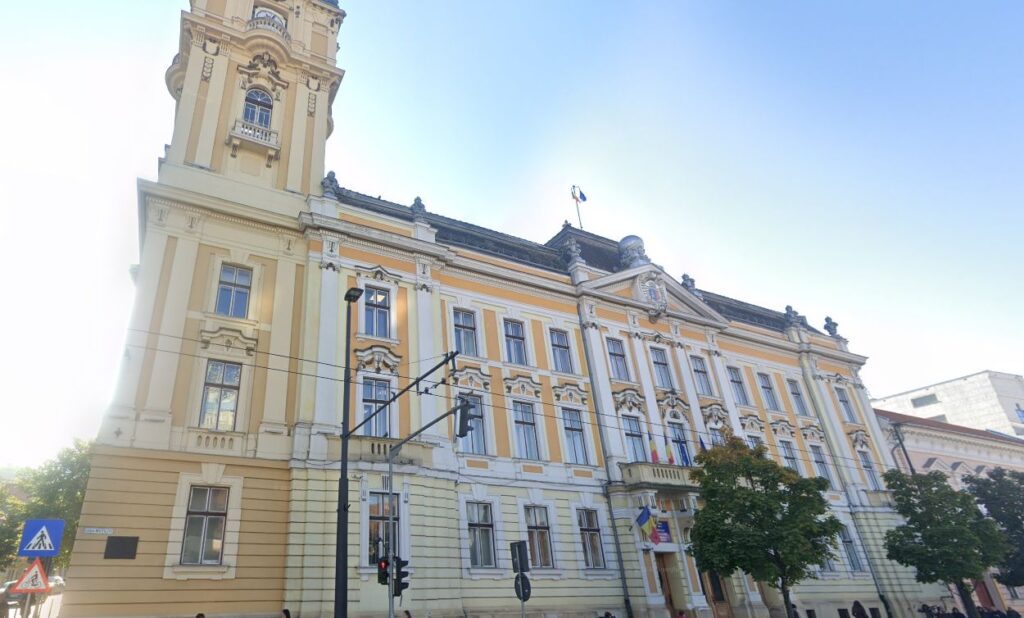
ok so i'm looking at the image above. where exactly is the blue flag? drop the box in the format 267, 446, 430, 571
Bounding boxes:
699, 437, 708, 452
578, 189, 587, 202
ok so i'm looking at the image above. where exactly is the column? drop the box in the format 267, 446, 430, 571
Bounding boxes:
582, 323, 627, 472
799, 355, 858, 487
310, 264, 340, 461
630, 335, 665, 457
673, 346, 712, 450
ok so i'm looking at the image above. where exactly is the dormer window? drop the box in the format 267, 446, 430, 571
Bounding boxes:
243, 89, 273, 128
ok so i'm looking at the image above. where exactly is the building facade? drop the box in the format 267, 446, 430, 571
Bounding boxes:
63, 2, 946, 617
873, 372, 1024, 438
876, 409, 1024, 613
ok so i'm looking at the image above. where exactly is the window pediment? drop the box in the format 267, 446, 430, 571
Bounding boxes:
453, 366, 491, 392
800, 424, 826, 443
848, 429, 870, 450
355, 345, 401, 375
552, 382, 588, 407
199, 326, 257, 357
770, 419, 796, 438
237, 52, 289, 94
504, 375, 542, 399
701, 403, 729, 428
740, 415, 765, 434
613, 388, 645, 414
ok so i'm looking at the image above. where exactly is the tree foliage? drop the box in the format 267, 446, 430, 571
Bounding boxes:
16, 440, 92, 567
965, 467, 1024, 587
688, 437, 842, 618
0, 484, 25, 569
883, 470, 1009, 618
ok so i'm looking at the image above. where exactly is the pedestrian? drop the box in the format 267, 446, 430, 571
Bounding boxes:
994, 609, 1007, 618
404, 611, 412, 618
853, 601, 869, 618
603, 613, 616, 618
283, 611, 292, 618
950, 608, 966, 618
1007, 609, 1021, 618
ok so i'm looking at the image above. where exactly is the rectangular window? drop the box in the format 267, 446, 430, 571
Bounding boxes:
513, 401, 540, 460
669, 423, 691, 466
727, 366, 750, 406
577, 509, 606, 569
651, 348, 674, 389
467, 502, 495, 568
623, 416, 646, 462
691, 356, 713, 396
779, 440, 800, 472
550, 329, 573, 374
607, 338, 630, 381
758, 373, 781, 411
911, 393, 939, 408
747, 435, 764, 451
364, 287, 391, 338
563, 409, 589, 465
859, 451, 882, 490
525, 506, 553, 568
181, 486, 228, 565
200, 360, 242, 431
836, 387, 857, 422
1008, 585, 1021, 600
809, 444, 834, 489
453, 309, 478, 357
839, 525, 863, 571
710, 427, 726, 446
215, 264, 252, 319
367, 492, 398, 564
458, 395, 486, 455
788, 379, 810, 416
361, 378, 391, 437
504, 319, 528, 365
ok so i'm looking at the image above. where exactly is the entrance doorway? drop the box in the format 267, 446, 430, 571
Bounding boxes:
702, 571, 734, 618
656, 554, 675, 611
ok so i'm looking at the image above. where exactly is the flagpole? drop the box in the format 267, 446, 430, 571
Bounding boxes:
576, 201, 583, 230
571, 185, 584, 230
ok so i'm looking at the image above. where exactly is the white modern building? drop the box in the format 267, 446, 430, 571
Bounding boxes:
873, 371, 1024, 438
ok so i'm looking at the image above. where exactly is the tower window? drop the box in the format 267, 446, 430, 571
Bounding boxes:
253, 7, 287, 28
243, 89, 273, 128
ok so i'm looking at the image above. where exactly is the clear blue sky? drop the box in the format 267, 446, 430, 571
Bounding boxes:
0, 1, 1021, 466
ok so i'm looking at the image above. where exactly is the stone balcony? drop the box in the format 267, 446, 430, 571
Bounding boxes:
619, 461, 700, 490
862, 489, 895, 508
346, 436, 434, 467
246, 15, 291, 42
227, 119, 280, 167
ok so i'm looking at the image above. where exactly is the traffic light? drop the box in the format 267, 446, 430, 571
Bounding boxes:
392, 556, 409, 597
455, 398, 478, 439
377, 558, 390, 585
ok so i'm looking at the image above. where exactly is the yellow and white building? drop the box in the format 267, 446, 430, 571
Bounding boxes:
63, 1, 948, 617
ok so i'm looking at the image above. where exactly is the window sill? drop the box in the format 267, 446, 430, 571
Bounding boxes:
526, 568, 564, 580
504, 361, 535, 370
356, 333, 401, 347
466, 567, 507, 580
610, 378, 639, 387
552, 370, 584, 380
168, 564, 232, 580
581, 569, 619, 580
202, 311, 259, 328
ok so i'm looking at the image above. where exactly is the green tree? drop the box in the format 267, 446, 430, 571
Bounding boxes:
17, 440, 92, 567
688, 437, 842, 618
965, 467, 1024, 587
0, 484, 25, 569
883, 470, 1009, 618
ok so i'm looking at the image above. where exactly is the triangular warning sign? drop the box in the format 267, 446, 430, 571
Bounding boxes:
12, 559, 49, 594
23, 526, 54, 552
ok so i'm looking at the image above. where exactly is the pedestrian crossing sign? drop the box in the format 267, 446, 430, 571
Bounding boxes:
18, 519, 65, 558
11, 559, 49, 594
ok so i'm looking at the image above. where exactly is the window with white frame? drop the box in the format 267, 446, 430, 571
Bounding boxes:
788, 379, 810, 416
839, 525, 863, 571
361, 378, 391, 437
758, 373, 781, 411
364, 287, 390, 338
577, 508, 605, 569
504, 319, 528, 365
453, 309, 478, 356
858, 451, 882, 490
467, 501, 496, 568
513, 401, 540, 460
747, 435, 764, 451
550, 329, 573, 374
607, 338, 630, 381
836, 387, 857, 422
727, 366, 750, 406
669, 422, 691, 466
242, 89, 273, 129
651, 348, 674, 389
563, 409, 588, 465
200, 360, 242, 431
691, 356, 714, 396
525, 505, 554, 568
779, 440, 800, 472
367, 492, 398, 564
181, 486, 228, 565
809, 444, 834, 489
623, 416, 646, 462
458, 394, 486, 455
215, 264, 252, 319
709, 426, 726, 447
252, 6, 287, 29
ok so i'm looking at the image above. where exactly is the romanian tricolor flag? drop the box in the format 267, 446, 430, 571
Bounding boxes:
636, 506, 661, 545
649, 436, 660, 464
665, 435, 675, 465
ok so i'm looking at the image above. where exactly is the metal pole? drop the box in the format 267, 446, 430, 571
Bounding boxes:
334, 296, 357, 618
387, 451, 397, 618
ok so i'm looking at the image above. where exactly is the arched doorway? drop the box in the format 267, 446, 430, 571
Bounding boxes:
701, 571, 734, 618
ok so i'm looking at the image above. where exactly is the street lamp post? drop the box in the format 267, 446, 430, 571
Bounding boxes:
335, 286, 364, 618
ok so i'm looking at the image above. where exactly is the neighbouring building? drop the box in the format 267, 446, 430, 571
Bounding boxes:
873, 371, 1024, 438
876, 409, 1024, 613
62, 1, 947, 617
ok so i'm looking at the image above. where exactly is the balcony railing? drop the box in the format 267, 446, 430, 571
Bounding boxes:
246, 15, 291, 42
347, 436, 433, 467
231, 119, 279, 149
620, 461, 700, 489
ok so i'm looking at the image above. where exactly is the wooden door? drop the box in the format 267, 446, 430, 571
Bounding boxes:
656, 554, 674, 611
703, 571, 733, 618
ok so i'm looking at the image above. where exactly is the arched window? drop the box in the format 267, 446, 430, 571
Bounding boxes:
243, 89, 273, 128
253, 7, 286, 28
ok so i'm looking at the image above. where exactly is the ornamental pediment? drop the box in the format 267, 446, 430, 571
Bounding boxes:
702, 404, 729, 428
613, 388, 645, 414
452, 366, 491, 392
553, 382, 588, 407
658, 393, 689, 417
770, 419, 796, 437
581, 266, 728, 327
356, 264, 403, 285
800, 424, 826, 443
237, 52, 289, 95
848, 429, 870, 450
199, 326, 257, 356
740, 415, 765, 434
504, 375, 542, 399
355, 345, 401, 375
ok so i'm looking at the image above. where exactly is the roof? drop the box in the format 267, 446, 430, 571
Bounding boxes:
329, 184, 829, 335
875, 409, 1024, 447
873, 370, 1023, 401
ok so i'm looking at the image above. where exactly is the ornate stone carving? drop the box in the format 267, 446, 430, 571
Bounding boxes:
237, 52, 288, 94
702, 404, 729, 428
199, 326, 258, 356
504, 375, 542, 399
201, 56, 214, 81
784, 305, 808, 329
307, 93, 316, 116
848, 429, 870, 450
770, 419, 796, 437
356, 265, 402, 285
553, 383, 588, 407
618, 235, 651, 270
681, 273, 703, 299
613, 389, 645, 414
637, 272, 668, 322
800, 424, 826, 442
452, 366, 491, 392
411, 196, 427, 216
658, 392, 689, 417
355, 345, 401, 375
321, 171, 342, 198
562, 238, 583, 264
740, 415, 765, 434
824, 316, 840, 337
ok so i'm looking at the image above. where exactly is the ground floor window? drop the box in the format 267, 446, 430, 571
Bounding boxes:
368, 492, 399, 564
181, 486, 228, 565
577, 508, 605, 568
467, 501, 495, 568
525, 505, 553, 568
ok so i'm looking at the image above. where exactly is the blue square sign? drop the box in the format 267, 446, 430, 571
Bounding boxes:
18, 519, 65, 558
